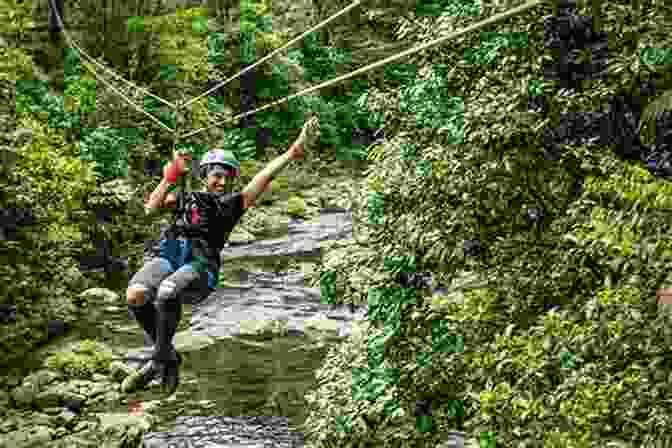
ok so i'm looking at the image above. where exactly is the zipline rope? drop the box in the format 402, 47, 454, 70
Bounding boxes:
44, 0, 363, 135
47, 0, 178, 110
176, 0, 363, 111
45, 0, 546, 143
179, 0, 545, 140
46, 0, 178, 133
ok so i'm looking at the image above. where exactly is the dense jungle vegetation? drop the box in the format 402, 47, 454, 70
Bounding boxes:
2, 0, 672, 446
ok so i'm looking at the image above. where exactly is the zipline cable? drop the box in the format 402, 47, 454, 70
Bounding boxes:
179, 0, 545, 140
47, 0, 177, 109
46, 0, 179, 130
177, 0, 363, 111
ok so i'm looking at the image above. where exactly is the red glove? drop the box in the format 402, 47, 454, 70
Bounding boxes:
163, 157, 189, 184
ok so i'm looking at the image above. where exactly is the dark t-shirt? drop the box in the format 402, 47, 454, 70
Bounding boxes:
144, 191, 246, 276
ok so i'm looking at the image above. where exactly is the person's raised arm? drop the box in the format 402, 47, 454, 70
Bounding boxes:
145, 151, 191, 215
144, 178, 173, 215
241, 116, 319, 209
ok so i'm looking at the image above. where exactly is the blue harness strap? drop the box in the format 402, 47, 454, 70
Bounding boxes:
159, 237, 217, 290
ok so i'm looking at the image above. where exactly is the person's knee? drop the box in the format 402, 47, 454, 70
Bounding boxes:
126, 286, 147, 306
156, 280, 179, 306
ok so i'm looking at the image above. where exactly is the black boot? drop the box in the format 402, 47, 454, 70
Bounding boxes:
154, 299, 182, 394
128, 301, 157, 346
160, 358, 180, 395
121, 359, 163, 393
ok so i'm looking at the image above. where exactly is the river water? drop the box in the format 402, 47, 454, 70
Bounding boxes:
12, 207, 457, 446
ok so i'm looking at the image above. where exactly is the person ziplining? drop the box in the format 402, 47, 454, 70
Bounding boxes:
122, 116, 321, 394
42, 0, 545, 395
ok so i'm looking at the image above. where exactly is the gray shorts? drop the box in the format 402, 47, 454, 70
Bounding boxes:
129, 257, 216, 305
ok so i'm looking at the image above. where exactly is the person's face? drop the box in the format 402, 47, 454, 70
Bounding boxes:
205, 169, 234, 193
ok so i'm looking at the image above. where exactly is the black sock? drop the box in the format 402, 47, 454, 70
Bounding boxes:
128, 301, 157, 345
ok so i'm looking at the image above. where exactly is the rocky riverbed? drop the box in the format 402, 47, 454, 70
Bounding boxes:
0, 204, 471, 448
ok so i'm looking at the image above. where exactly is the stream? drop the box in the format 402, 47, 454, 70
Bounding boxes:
4, 207, 457, 447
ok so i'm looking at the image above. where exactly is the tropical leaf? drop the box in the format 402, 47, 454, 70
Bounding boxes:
639, 87, 672, 145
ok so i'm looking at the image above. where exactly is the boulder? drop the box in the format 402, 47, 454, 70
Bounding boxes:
0, 389, 12, 411
94, 411, 157, 447
77, 288, 120, 306
107, 360, 135, 382
23, 369, 63, 389
10, 383, 38, 408
0, 425, 55, 448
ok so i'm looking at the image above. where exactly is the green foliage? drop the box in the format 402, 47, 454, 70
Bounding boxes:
319, 271, 338, 304
585, 161, 672, 209
80, 127, 144, 179
287, 195, 307, 218
16, 79, 82, 129
367, 191, 385, 225
463, 32, 528, 66
256, 14, 273, 33
640, 47, 672, 65
218, 128, 256, 160
383, 63, 418, 86
43, 339, 114, 378
64, 77, 97, 114
528, 79, 545, 97
399, 65, 465, 133
293, 31, 352, 83
13, 115, 98, 210
64, 47, 81, 80
240, 31, 257, 65
208, 95, 227, 114
159, 63, 177, 82
208, 32, 227, 65
127, 15, 145, 33
415, 0, 480, 17
302, 2, 672, 446
191, 15, 208, 34
257, 62, 290, 99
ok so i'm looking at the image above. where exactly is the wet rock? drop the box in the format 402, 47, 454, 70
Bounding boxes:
95, 411, 157, 446
2, 362, 158, 448
23, 369, 63, 389
0, 389, 12, 410
143, 415, 305, 448
1, 425, 55, 447
91, 373, 108, 383
125, 330, 217, 370
108, 360, 135, 382
78, 288, 121, 306
64, 397, 84, 414
59, 407, 80, 426
0, 303, 17, 322
47, 319, 68, 339
440, 431, 467, 447
10, 382, 38, 407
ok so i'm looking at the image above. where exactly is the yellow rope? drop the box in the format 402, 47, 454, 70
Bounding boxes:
46, 0, 178, 111
46, 0, 547, 146
180, 0, 545, 140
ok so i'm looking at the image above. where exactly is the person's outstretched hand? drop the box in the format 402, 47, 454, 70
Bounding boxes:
289, 115, 320, 161
163, 150, 192, 184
